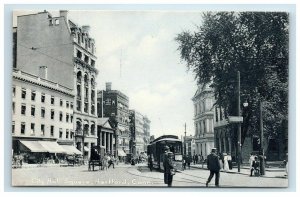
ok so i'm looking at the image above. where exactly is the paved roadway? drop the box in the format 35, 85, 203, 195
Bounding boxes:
11, 163, 288, 188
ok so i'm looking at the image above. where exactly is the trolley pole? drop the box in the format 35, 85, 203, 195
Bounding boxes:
237, 71, 241, 173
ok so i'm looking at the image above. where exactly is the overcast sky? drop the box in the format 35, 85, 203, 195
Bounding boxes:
14, 10, 203, 139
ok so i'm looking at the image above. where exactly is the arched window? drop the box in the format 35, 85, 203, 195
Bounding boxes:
77, 71, 82, 83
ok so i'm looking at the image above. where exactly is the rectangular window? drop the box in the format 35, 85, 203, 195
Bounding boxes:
66, 101, 69, 108
51, 109, 55, 120
66, 129, 69, 139
220, 107, 223, 121
70, 115, 73, 123
41, 107, 45, 118
59, 112, 63, 121
59, 128, 63, 138
49, 19, 53, 26
66, 113, 69, 122
41, 124, 45, 136
21, 88, 26, 99
21, 122, 25, 134
77, 50, 82, 58
41, 93, 45, 103
31, 91, 36, 101
21, 104, 26, 115
12, 122, 15, 134
60, 99, 63, 107
70, 102, 73, 109
31, 105, 35, 116
12, 102, 15, 114
70, 130, 73, 139
84, 55, 89, 63
50, 126, 54, 137
51, 96, 55, 105
31, 123, 35, 135
91, 59, 95, 67
12, 86, 16, 97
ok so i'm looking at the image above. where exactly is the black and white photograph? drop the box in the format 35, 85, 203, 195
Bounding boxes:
10, 8, 290, 188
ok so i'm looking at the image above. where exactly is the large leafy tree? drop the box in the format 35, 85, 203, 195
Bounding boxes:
176, 12, 288, 147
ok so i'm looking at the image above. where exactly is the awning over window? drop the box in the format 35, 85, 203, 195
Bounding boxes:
39, 141, 66, 153
117, 148, 126, 157
19, 140, 47, 152
84, 146, 89, 152
61, 145, 82, 155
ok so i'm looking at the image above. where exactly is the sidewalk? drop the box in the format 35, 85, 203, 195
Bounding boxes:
189, 163, 287, 178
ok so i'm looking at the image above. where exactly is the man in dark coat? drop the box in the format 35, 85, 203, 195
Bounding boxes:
206, 148, 221, 187
163, 146, 175, 187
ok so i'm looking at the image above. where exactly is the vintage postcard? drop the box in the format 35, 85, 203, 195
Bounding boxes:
11, 9, 289, 187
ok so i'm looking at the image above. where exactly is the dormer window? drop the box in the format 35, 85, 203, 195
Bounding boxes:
55, 19, 59, 25
49, 19, 53, 26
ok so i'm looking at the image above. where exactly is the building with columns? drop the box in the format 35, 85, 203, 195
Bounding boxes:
192, 83, 215, 159
97, 83, 130, 154
15, 10, 98, 159
97, 118, 116, 155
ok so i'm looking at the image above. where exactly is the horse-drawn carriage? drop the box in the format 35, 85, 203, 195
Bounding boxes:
88, 146, 103, 171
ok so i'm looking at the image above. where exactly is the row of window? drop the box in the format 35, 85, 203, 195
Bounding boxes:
77, 35, 95, 54
13, 102, 73, 123
12, 121, 73, 139
76, 50, 95, 66
13, 87, 73, 109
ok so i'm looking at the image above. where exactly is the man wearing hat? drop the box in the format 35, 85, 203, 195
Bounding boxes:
163, 146, 175, 187
206, 148, 221, 187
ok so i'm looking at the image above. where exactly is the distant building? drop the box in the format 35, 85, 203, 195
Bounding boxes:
129, 110, 146, 155
143, 116, 151, 152
12, 69, 76, 155
192, 84, 215, 158
15, 10, 99, 159
97, 82, 130, 154
184, 135, 196, 156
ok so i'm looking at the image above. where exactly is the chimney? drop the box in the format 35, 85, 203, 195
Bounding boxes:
106, 82, 112, 91
39, 66, 48, 79
59, 10, 68, 22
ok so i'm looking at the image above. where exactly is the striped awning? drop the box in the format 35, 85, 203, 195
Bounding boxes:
39, 141, 66, 153
61, 145, 82, 155
19, 140, 47, 153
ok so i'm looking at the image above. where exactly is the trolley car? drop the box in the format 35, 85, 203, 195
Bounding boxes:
147, 135, 183, 171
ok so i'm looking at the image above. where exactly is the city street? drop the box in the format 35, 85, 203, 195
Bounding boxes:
12, 163, 288, 187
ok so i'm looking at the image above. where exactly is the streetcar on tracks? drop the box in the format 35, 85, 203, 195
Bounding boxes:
147, 135, 183, 171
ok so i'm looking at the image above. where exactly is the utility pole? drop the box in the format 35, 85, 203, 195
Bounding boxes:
237, 71, 241, 173
260, 101, 265, 175
184, 123, 187, 155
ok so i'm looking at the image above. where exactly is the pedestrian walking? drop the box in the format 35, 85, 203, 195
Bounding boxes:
250, 156, 260, 176
227, 153, 233, 170
195, 154, 199, 164
206, 148, 221, 187
108, 155, 115, 169
249, 153, 255, 175
223, 153, 229, 172
163, 146, 175, 187
102, 153, 108, 170
187, 155, 191, 169
148, 154, 154, 172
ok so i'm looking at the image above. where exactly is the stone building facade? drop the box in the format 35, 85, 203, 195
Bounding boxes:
192, 84, 215, 159
15, 10, 98, 159
12, 69, 75, 154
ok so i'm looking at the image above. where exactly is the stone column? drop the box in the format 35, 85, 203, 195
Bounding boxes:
104, 131, 107, 153
107, 132, 111, 154
223, 137, 227, 153
228, 137, 232, 154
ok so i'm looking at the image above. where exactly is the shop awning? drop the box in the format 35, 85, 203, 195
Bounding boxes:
61, 145, 82, 155
39, 141, 66, 153
84, 146, 89, 152
117, 149, 126, 157
19, 140, 47, 153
